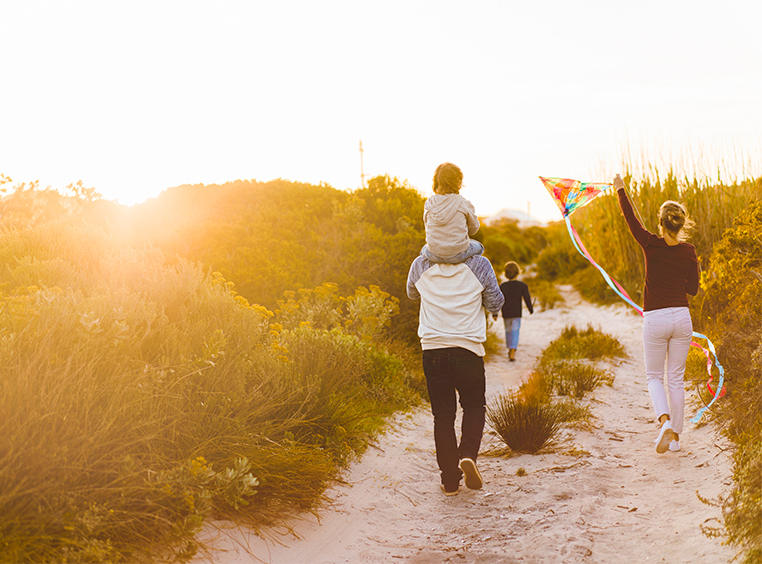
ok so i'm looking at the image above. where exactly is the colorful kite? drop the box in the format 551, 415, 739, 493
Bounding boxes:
539, 176, 725, 423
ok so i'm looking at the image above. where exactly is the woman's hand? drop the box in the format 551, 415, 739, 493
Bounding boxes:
613, 174, 625, 191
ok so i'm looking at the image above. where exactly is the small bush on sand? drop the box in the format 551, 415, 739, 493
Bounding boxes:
541, 324, 626, 363
487, 395, 563, 454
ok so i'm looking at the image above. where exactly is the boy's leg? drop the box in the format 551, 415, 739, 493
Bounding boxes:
421, 240, 484, 264
510, 318, 522, 348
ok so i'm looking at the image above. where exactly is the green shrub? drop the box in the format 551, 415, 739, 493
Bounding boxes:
0, 220, 422, 562
541, 324, 627, 363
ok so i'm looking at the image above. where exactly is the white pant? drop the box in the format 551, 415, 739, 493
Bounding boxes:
642, 307, 693, 434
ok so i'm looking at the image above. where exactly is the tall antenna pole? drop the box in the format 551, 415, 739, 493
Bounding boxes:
359, 139, 366, 188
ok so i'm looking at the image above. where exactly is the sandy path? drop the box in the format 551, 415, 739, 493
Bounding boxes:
195, 285, 736, 564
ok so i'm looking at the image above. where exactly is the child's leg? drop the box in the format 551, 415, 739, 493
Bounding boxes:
510, 318, 521, 349
504, 318, 521, 349
420, 240, 483, 264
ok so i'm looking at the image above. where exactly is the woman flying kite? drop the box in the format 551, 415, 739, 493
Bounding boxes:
539, 174, 725, 454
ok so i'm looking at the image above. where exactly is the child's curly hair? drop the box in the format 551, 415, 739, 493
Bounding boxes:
432, 163, 463, 195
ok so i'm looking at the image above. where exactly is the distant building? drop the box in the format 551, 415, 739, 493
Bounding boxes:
481, 208, 545, 229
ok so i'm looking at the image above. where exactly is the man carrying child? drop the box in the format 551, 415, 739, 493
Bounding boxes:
407, 163, 504, 496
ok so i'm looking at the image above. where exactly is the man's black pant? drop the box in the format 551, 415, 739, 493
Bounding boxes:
422, 347, 486, 490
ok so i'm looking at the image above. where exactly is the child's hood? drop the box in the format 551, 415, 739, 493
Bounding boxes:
425, 194, 465, 226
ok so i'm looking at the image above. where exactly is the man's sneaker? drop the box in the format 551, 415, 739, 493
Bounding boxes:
440, 484, 459, 496
459, 458, 483, 490
669, 440, 681, 452
654, 420, 674, 454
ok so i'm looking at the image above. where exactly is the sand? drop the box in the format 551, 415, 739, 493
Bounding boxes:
194, 285, 736, 564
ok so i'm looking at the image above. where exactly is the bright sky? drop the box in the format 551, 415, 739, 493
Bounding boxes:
2, 1, 762, 222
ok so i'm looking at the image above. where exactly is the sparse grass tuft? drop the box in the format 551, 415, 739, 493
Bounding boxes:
553, 398, 594, 429
540, 360, 613, 399
517, 370, 550, 405
487, 395, 563, 454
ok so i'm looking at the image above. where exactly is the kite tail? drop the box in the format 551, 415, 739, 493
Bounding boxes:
564, 215, 726, 423
565, 216, 643, 313
689, 332, 726, 423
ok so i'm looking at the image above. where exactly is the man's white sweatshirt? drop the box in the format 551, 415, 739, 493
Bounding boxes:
406, 254, 504, 357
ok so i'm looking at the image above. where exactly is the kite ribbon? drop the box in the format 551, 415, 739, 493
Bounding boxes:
563, 215, 726, 423
688, 332, 726, 423
565, 216, 642, 313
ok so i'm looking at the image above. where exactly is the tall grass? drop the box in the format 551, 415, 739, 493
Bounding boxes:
535, 169, 762, 312
0, 220, 422, 562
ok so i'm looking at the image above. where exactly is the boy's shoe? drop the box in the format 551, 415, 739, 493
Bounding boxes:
508, 349, 516, 362
459, 458, 483, 490
654, 420, 674, 454
669, 440, 681, 452
440, 484, 460, 496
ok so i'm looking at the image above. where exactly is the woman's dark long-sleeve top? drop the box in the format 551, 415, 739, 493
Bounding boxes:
499, 280, 533, 318
617, 189, 699, 312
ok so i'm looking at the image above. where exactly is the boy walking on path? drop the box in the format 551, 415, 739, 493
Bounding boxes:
407, 163, 504, 496
499, 261, 534, 362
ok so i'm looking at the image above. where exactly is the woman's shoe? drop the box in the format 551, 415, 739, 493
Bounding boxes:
669, 440, 681, 452
654, 420, 674, 454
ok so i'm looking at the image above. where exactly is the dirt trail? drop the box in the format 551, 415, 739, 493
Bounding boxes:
195, 285, 736, 564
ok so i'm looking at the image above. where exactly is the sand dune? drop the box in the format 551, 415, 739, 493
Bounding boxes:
195, 285, 736, 564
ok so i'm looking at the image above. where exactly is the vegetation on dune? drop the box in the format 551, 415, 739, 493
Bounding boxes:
540, 324, 626, 363
691, 201, 762, 562
0, 186, 424, 562
115, 175, 428, 343
3, 162, 761, 561
479, 219, 547, 272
